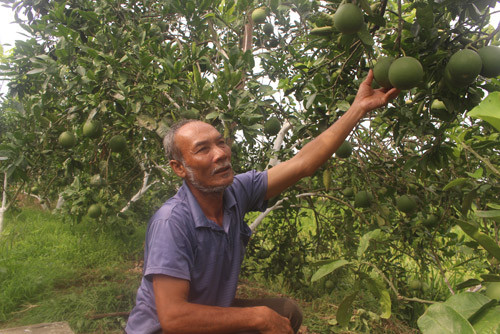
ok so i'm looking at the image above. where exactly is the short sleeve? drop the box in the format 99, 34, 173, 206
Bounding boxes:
230, 170, 268, 214
143, 217, 194, 282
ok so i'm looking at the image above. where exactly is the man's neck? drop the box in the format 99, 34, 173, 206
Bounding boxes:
186, 183, 224, 226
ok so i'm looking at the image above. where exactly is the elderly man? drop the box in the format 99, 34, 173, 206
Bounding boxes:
125, 70, 399, 334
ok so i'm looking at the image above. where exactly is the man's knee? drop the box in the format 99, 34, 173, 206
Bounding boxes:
280, 298, 302, 333
232, 297, 302, 333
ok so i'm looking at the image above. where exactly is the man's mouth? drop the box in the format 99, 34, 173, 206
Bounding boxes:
212, 163, 232, 175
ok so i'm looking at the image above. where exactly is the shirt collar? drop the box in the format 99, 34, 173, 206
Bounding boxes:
181, 180, 237, 230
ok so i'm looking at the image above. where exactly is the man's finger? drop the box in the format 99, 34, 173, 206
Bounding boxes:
364, 69, 374, 84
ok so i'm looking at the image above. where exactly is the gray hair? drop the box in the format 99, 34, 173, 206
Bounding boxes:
163, 119, 200, 161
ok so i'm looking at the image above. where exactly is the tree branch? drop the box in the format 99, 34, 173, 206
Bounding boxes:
267, 120, 293, 168
250, 192, 317, 232
120, 164, 159, 213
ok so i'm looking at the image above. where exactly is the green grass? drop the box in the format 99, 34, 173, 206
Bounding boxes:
0, 207, 465, 333
0, 208, 145, 333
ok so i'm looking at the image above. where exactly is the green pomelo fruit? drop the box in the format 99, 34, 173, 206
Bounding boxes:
264, 117, 281, 136
83, 120, 103, 138
310, 26, 334, 36
423, 214, 439, 227
485, 282, 500, 300
478, 46, 500, 78
252, 7, 267, 24
58, 131, 76, 148
343, 187, 354, 198
325, 280, 335, 289
355, 190, 372, 208
409, 279, 423, 290
334, 3, 364, 35
431, 99, 454, 121
388, 57, 424, 90
335, 141, 352, 158
90, 174, 103, 186
263, 22, 274, 35
87, 204, 102, 218
373, 56, 394, 89
431, 99, 446, 110
396, 195, 417, 213
109, 135, 127, 152
267, 38, 279, 48
447, 49, 482, 85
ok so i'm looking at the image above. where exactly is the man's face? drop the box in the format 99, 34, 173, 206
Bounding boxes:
174, 122, 234, 193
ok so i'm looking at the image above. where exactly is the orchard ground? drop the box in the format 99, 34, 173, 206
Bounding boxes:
0, 203, 419, 334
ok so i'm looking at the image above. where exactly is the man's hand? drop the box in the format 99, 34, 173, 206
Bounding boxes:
351, 69, 400, 114
257, 306, 294, 334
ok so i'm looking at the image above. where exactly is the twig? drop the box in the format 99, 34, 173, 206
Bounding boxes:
250, 192, 317, 231
395, 0, 402, 53
429, 248, 455, 295
362, 262, 436, 304
208, 19, 229, 60
162, 92, 182, 110
457, 139, 500, 178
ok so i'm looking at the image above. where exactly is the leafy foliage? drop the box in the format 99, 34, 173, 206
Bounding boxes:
1, 0, 500, 330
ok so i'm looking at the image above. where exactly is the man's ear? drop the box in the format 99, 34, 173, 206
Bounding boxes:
170, 160, 186, 178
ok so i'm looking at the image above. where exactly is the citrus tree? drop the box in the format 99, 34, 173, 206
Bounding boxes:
1, 0, 500, 330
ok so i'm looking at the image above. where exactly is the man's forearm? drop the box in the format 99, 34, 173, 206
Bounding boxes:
158, 302, 290, 334
293, 104, 367, 176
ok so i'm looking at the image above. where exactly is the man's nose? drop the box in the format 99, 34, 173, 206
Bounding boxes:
213, 145, 229, 161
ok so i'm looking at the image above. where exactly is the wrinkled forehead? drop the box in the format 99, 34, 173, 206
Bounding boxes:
175, 121, 221, 148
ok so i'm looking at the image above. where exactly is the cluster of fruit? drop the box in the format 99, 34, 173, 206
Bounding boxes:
373, 46, 500, 91
58, 120, 127, 153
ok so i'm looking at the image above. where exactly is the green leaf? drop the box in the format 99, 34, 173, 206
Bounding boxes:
475, 210, 500, 219
456, 279, 482, 290
468, 92, 500, 132
379, 288, 391, 319
311, 259, 350, 282
305, 93, 317, 110
417, 303, 476, 334
443, 178, 468, 191
471, 304, 500, 333
337, 291, 358, 327
443, 292, 491, 320
26, 68, 45, 75
357, 26, 375, 46
357, 229, 382, 258
480, 274, 500, 282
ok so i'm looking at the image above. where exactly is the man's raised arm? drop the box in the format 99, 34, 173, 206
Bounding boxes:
265, 70, 400, 200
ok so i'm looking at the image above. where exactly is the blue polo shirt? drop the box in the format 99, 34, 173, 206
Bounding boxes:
125, 170, 268, 334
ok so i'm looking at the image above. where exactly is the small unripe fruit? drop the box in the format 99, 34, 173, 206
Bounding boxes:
446, 49, 482, 85
355, 190, 373, 208
373, 56, 394, 89
87, 204, 102, 218
58, 131, 76, 148
83, 120, 103, 139
264, 117, 281, 136
396, 195, 417, 213
252, 7, 267, 24
334, 4, 364, 35
478, 46, 500, 78
335, 141, 352, 158
109, 135, 127, 153
388, 57, 424, 90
